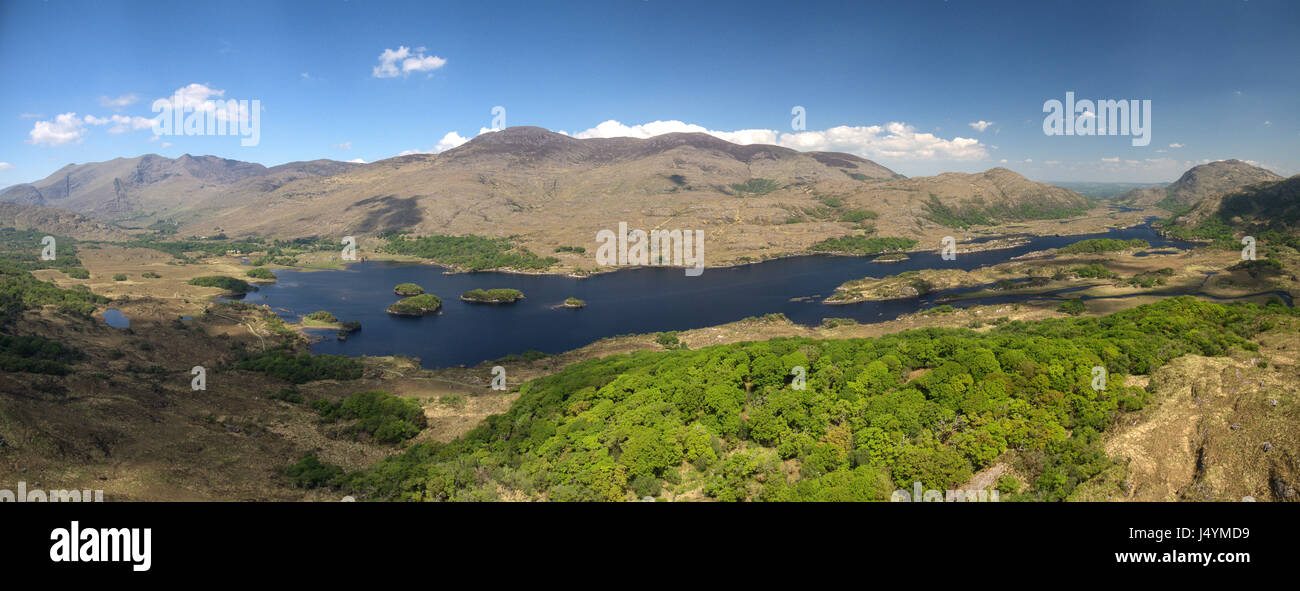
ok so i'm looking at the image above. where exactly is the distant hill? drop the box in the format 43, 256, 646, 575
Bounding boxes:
1164, 175, 1300, 248
0, 154, 360, 225
1120, 159, 1282, 211
1049, 181, 1164, 199
0, 202, 130, 241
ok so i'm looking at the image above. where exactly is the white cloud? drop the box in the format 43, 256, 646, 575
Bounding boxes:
85, 114, 154, 134
434, 131, 471, 152
968, 120, 994, 132
0, 162, 12, 171
1100, 157, 1120, 162
151, 83, 248, 122
1264, 120, 1272, 126
160, 142, 172, 148
397, 148, 430, 156
1168, 143, 1184, 148
27, 112, 86, 146
373, 46, 447, 78
300, 72, 310, 80
346, 158, 366, 164
98, 93, 139, 109
570, 119, 987, 161
331, 141, 352, 149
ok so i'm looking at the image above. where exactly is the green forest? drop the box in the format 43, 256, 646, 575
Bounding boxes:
923, 195, 1088, 229
379, 233, 559, 271
1057, 238, 1149, 254
340, 297, 1289, 502
808, 235, 918, 255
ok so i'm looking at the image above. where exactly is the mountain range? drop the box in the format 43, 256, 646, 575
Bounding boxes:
4, 128, 1287, 267
1, 127, 1102, 265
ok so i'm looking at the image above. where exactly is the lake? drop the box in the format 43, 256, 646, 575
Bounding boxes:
227, 224, 1197, 368
103, 309, 130, 328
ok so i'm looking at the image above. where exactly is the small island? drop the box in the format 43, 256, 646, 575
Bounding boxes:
393, 282, 425, 296
387, 293, 443, 316
560, 297, 586, 309
301, 310, 362, 338
872, 253, 910, 263
302, 310, 339, 326
460, 288, 525, 304
246, 267, 277, 282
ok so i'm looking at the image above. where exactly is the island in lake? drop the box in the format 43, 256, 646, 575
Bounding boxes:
460, 288, 525, 304
393, 283, 425, 296
387, 293, 443, 316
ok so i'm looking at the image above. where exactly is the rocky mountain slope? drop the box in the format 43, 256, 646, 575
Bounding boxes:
2, 127, 1092, 268
1168, 174, 1300, 238
0, 154, 359, 224
1120, 159, 1282, 211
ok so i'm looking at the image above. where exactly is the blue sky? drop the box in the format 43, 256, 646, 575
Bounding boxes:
2, 0, 1297, 186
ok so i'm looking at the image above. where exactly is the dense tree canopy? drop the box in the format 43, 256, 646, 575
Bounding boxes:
343, 297, 1286, 502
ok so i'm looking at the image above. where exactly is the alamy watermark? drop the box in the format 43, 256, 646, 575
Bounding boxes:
1, 482, 104, 502
40, 235, 56, 261
596, 222, 705, 276
891, 481, 1000, 502
940, 236, 957, 261
152, 91, 260, 146
1043, 91, 1151, 147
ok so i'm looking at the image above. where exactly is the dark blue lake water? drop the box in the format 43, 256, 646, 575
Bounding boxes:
103, 309, 130, 328
227, 225, 1195, 368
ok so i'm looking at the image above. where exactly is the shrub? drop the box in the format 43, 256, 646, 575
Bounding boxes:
317, 390, 428, 444
236, 351, 363, 384
655, 331, 682, 349
284, 454, 343, 488
1058, 298, 1087, 316
188, 276, 251, 294
245, 267, 276, 280
730, 178, 780, 196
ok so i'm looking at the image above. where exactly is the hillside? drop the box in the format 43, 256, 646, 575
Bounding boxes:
1, 127, 1095, 271
0, 202, 131, 241
340, 298, 1292, 502
0, 154, 359, 225
1120, 159, 1282, 211
1165, 175, 1300, 247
